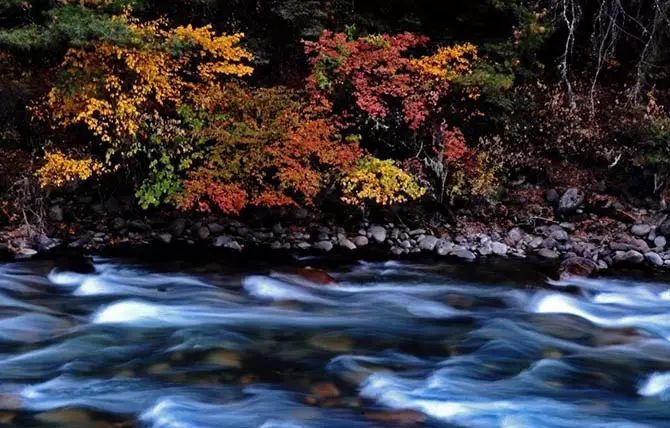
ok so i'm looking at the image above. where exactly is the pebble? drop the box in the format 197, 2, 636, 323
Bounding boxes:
338, 238, 356, 250
545, 189, 559, 203
170, 218, 187, 236
537, 248, 560, 259
309, 334, 353, 352
352, 236, 368, 247
48, 205, 63, 222
549, 229, 569, 242
314, 241, 334, 252
208, 223, 225, 234
197, 226, 210, 240
111, 217, 126, 231
631, 224, 652, 237
296, 242, 311, 250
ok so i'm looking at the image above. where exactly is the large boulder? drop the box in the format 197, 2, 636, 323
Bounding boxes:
558, 188, 585, 214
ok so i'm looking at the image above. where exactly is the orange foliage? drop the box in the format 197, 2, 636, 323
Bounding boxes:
175, 84, 362, 213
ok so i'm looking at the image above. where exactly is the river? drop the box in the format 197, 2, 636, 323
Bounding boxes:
0, 252, 668, 427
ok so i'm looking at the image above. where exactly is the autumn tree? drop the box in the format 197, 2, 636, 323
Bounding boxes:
34, 14, 253, 201
175, 83, 363, 213
305, 30, 496, 202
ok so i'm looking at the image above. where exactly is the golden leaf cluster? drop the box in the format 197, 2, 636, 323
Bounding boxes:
410, 43, 478, 80
38, 19, 254, 157
36, 151, 103, 188
341, 156, 426, 206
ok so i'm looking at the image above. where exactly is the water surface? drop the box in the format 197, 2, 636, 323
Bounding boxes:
0, 253, 668, 427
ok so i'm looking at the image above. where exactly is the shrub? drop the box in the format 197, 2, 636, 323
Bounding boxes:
175, 84, 363, 214
341, 156, 426, 206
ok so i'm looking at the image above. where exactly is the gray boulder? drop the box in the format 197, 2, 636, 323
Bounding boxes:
645, 252, 664, 267
418, 235, 439, 251
353, 236, 369, 247
338, 238, 357, 250
492, 242, 508, 256
435, 239, 453, 256
613, 250, 644, 265
454, 249, 476, 261
537, 248, 560, 259
314, 241, 334, 252
369, 226, 387, 243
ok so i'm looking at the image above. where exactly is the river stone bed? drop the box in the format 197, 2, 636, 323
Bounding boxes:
7, 189, 670, 273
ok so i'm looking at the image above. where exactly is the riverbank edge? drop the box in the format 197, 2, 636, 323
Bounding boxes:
4, 188, 670, 277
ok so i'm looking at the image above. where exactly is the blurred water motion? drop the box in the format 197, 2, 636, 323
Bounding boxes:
0, 257, 667, 426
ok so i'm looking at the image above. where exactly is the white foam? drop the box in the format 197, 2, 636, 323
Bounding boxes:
243, 276, 334, 305
47, 270, 87, 286
639, 372, 670, 397
93, 300, 163, 324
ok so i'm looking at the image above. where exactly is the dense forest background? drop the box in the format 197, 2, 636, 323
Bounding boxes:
0, 0, 669, 231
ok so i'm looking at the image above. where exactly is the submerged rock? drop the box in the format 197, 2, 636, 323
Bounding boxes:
308, 334, 353, 352
310, 382, 340, 400
295, 267, 336, 285
560, 256, 598, 279
365, 410, 426, 425
204, 350, 241, 368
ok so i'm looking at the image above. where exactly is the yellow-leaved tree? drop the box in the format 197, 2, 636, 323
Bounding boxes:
35, 15, 253, 190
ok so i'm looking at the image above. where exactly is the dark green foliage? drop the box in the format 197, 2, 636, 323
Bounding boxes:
0, 5, 136, 52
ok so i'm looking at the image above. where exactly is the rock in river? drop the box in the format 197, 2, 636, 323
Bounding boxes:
560, 256, 598, 279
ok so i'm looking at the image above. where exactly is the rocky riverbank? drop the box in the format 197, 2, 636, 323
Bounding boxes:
4, 187, 670, 276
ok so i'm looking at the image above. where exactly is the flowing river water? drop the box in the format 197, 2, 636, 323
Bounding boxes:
0, 252, 669, 427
